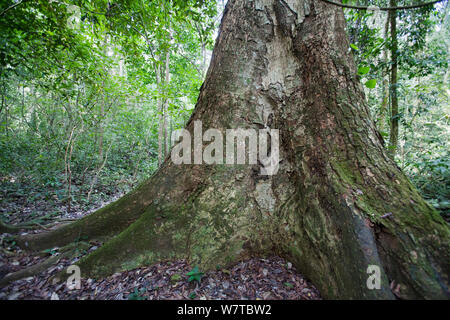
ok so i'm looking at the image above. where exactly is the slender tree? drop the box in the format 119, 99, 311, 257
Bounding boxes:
388, 0, 399, 157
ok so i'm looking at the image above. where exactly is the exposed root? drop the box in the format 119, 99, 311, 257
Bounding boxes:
0, 220, 49, 233
0, 247, 16, 257
0, 254, 64, 288
16, 188, 151, 251
0, 241, 91, 288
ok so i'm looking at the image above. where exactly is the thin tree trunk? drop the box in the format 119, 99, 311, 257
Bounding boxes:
3, 82, 8, 138
163, 44, 171, 156
156, 55, 164, 167
378, 13, 390, 136
98, 104, 104, 161
88, 142, 113, 202
18, 0, 449, 299
64, 126, 77, 213
388, 1, 399, 157
201, 41, 207, 78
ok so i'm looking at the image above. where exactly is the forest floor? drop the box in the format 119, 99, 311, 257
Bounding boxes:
0, 252, 321, 300
0, 184, 321, 300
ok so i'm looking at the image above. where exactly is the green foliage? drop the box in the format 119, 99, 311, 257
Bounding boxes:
365, 79, 377, 88
127, 288, 147, 300
350, 43, 360, 51
189, 292, 197, 299
0, 0, 219, 219
186, 266, 204, 283
358, 66, 371, 75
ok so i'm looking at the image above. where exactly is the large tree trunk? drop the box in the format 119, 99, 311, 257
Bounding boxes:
17, 0, 449, 299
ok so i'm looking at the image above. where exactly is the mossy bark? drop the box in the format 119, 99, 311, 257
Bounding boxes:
18, 0, 449, 299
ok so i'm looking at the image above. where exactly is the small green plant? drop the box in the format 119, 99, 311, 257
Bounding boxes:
284, 282, 294, 289
8, 241, 17, 251
3, 236, 17, 250
187, 266, 204, 283
127, 288, 146, 300
189, 292, 197, 299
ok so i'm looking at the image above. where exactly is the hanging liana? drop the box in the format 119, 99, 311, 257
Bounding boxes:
318, 0, 447, 11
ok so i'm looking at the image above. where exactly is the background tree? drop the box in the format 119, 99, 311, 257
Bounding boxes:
345, 0, 449, 220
